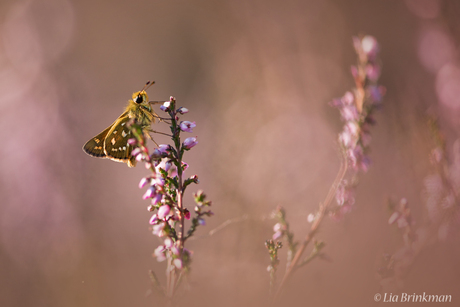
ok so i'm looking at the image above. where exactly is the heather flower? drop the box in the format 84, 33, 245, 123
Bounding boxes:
164, 238, 173, 248
139, 177, 150, 189
154, 245, 166, 262
151, 194, 162, 206
171, 245, 180, 256
177, 107, 189, 114
152, 223, 166, 237
143, 186, 156, 200
161, 160, 171, 172
272, 231, 283, 240
158, 205, 171, 219
158, 144, 171, 154
179, 121, 196, 132
184, 209, 191, 220
131, 147, 142, 157
128, 94, 212, 299
149, 214, 158, 225
183, 137, 198, 149
361, 35, 379, 59
160, 101, 171, 112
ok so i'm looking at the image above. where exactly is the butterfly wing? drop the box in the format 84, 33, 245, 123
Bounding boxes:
103, 115, 137, 167
83, 125, 112, 158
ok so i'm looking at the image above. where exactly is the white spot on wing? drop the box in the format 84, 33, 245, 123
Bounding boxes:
113, 130, 117, 134
111, 138, 116, 145
123, 146, 126, 150
121, 122, 125, 126
122, 130, 127, 137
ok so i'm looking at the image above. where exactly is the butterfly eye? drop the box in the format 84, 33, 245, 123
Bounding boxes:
134, 94, 143, 104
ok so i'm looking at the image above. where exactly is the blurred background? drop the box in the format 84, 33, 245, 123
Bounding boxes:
1, 0, 459, 306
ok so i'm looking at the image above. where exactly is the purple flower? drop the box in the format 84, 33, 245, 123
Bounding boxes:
184, 209, 191, 220
340, 105, 360, 122
158, 144, 171, 154
336, 182, 355, 207
164, 160, 172, 172
152, 223, 166, 237
177, 107, 189, 114
368, 85, 385, 103
154, 245, 166, 262
171, 245, 180, 256
131, 147, 142, 157
179, 121, 196, 133
342, 92, 354, 105
158, 205, 171, 219
164, 238, 173, 248
198, 218, 206, 226
361, 35, 379, 59
139, 177, 150, 189
149, 214, 159, 225
160, 101, 171, 112
366, 63, 381, 82
143, 186, 156, 200
183, 137, 198, 149
151, 193, 162, 206
272, 231, 282, 240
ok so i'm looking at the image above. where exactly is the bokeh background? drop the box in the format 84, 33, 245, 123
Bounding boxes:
1, 0, 460, 306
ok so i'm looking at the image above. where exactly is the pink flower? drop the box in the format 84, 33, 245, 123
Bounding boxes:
173, 259, 183, 269
158, 205, 171, 219
184, 209, 191, 220
361, 35, 379, 59
179, 121, 196, 133
177, 107, 189, 114
272, 231, 282, 240
139, 177, 150, 189
152, 223, 165, 237
164, 160, 172, 172
183, 137, 198, 149
160, 101, 171, 112
143, 186, 156, 200
158, 144, 171, 154
340, 105, 359, 121
366, 63, 381, 82
151, 194, 162, 206
171, 245, 180, 256
131, 147, 142, 157
164, 238, 173, 248
149, 214, 158, 225
154, 245, 166, 262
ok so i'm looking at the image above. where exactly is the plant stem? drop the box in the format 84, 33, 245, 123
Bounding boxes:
274, 151, 348, 299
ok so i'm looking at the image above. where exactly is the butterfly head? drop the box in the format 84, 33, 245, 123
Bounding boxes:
132, 90, 149, 104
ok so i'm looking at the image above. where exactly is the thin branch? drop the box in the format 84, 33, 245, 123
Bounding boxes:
274, 150, 348, 299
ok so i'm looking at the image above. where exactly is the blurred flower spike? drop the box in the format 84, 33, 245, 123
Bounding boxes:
330, 35, 386, 219
128, 94, 212, 299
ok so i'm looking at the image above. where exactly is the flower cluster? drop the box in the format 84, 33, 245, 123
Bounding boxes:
128, 96, 212, 298
329, 35, 385, 219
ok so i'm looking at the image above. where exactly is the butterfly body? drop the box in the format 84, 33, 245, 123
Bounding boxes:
83, 87, 157, 167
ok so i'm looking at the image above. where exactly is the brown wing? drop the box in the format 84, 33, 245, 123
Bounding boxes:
103, 115, 137, 167
82, 125, 112, 158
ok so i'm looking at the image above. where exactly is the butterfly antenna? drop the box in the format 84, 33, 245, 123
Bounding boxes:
142, 80, 155, 92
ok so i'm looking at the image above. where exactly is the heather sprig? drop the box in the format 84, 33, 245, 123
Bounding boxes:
329, 35, 386, 219
267, 35, 384, 300
128, 96, 212, 301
